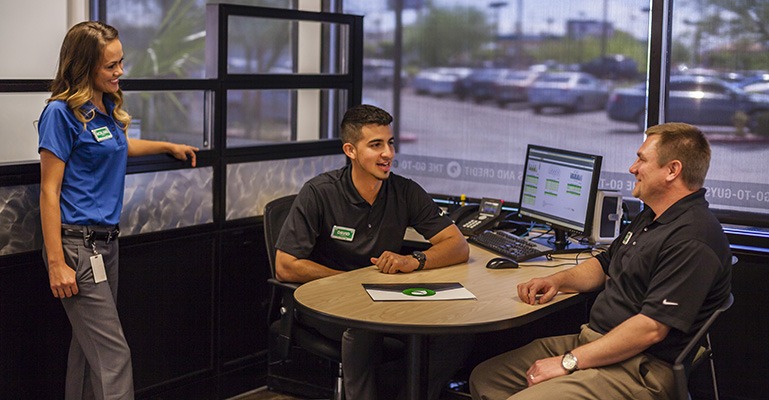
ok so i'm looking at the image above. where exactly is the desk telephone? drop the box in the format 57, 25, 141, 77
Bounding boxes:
451, 198, 505, 236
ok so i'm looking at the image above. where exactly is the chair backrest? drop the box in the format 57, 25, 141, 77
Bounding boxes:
672, 292, 734, 400
263, 194, 298, 280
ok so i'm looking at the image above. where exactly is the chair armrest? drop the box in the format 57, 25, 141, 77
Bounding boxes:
268, 278, 300, 292
267, 278, 301, 360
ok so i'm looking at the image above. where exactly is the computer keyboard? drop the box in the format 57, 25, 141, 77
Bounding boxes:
469, 230, 553, 262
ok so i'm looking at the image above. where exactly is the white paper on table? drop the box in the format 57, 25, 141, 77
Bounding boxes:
362, 282, 476, 301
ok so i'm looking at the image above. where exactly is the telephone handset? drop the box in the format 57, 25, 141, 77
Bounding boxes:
455, 198, 504, 236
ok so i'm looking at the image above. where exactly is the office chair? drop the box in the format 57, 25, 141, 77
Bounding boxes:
264, 194, 403, 400
264, 195, 343, 399
672, 292, 734, 400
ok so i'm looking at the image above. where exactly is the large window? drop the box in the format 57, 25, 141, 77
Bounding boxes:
668, 0, 769, 220
344, 0, 651, 208
2, 0, 767, 236
344, 0, 769, 227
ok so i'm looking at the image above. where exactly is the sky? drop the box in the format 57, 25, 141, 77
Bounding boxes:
345, 0, 653, 40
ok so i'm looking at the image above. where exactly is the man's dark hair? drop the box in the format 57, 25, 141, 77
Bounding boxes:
340, 104, 393, 145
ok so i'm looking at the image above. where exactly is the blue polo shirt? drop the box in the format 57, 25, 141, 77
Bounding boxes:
38, 99, 128, 226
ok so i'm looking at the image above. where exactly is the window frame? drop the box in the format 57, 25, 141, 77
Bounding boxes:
0, 4, 362, 239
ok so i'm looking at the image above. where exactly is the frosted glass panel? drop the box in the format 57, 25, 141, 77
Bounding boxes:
226, 154, 345, 220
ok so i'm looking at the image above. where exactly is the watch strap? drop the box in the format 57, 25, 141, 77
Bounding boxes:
412, 251, 426, 271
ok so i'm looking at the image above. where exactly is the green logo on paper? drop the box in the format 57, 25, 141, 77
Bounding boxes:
331, 225, 355, 242
402, 288, 436, 297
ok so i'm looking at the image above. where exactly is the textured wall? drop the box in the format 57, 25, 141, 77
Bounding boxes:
0, 184, 42, 256
226, 154, 345, 220
0, 156, 344, 256
0, 168, 213, 256
122, 168, 214, 235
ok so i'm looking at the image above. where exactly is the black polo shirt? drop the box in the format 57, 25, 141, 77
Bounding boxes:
276, 165, 453, 272
589, 189, 731, 364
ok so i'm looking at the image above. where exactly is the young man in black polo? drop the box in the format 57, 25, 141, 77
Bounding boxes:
275, 104, 471, 400
469, 122, 732, 400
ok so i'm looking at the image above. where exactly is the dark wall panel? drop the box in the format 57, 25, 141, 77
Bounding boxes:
219, 226, 270, 367
0, 254, 68, 399
118, 233, 217, 394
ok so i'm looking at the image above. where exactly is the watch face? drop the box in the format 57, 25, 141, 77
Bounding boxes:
562, 353, 578, 371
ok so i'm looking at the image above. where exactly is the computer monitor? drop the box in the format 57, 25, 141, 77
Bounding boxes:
517, 144, 603, 251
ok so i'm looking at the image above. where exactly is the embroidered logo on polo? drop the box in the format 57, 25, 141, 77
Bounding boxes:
90, 126, 113, 142
331, 225, 355, 242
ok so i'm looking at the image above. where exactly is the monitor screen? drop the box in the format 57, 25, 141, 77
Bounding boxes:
517, 144, 603, 251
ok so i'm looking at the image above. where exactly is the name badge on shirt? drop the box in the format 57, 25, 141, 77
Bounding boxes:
331, 225, 355, 242
91, 126, 113, 142
622, 231, 633, 245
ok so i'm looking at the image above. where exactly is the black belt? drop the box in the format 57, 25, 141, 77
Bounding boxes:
61, 225, 120, 243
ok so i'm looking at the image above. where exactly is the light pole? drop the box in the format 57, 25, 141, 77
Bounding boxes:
683, 19, 702, 66
488, 1, 508, 64
600, 0, 608, 59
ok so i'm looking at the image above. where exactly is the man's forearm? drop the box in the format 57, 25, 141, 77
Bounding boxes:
275, 250, 343, 283
571, 314, 670, 369
555, 257, 607, 293
423, 226, 469, 270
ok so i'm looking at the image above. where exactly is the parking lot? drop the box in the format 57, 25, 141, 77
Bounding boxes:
365, 88, 769, 213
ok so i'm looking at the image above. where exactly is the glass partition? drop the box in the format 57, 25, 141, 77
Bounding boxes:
228, 16, 349, 75
226, 88, 347, 146
345, 0, 650, 205
123, 90, 211, 150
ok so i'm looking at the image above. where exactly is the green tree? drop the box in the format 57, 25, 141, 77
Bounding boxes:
700, 0, 769, 41
115, 0, 206, 140
404, 6, 493, 67
113, 0, 292, 141
680, 0, 769, 70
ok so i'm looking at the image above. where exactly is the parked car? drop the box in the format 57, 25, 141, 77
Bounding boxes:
457, 68, 509, 102
580, 54, 640, 80
411, 67, 472, 97
738, 71, 769, 91
492, 69, 540, 107
743, 82, 769, 95
363, 59, 407, 89
527, 72, 610, 113
607, 75, 769, 131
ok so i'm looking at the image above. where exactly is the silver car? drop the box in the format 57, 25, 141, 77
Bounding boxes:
412, 67, 472, 97
493, 70, 541, 107
527, 72, 610, 114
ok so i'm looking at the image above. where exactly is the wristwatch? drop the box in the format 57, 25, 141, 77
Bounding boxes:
412, 251, 426, 271
561, 351, 579, 373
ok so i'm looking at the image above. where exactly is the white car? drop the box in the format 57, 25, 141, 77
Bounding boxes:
412, 67, 472, 97
527, 72, 610, 114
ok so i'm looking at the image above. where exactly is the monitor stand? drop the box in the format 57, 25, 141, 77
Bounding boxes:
530, 228, 592, 254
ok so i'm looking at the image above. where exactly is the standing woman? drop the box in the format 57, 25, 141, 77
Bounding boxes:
38, 21, 198, 399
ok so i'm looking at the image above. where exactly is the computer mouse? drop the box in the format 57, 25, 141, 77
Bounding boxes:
485, 257, 519, 269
